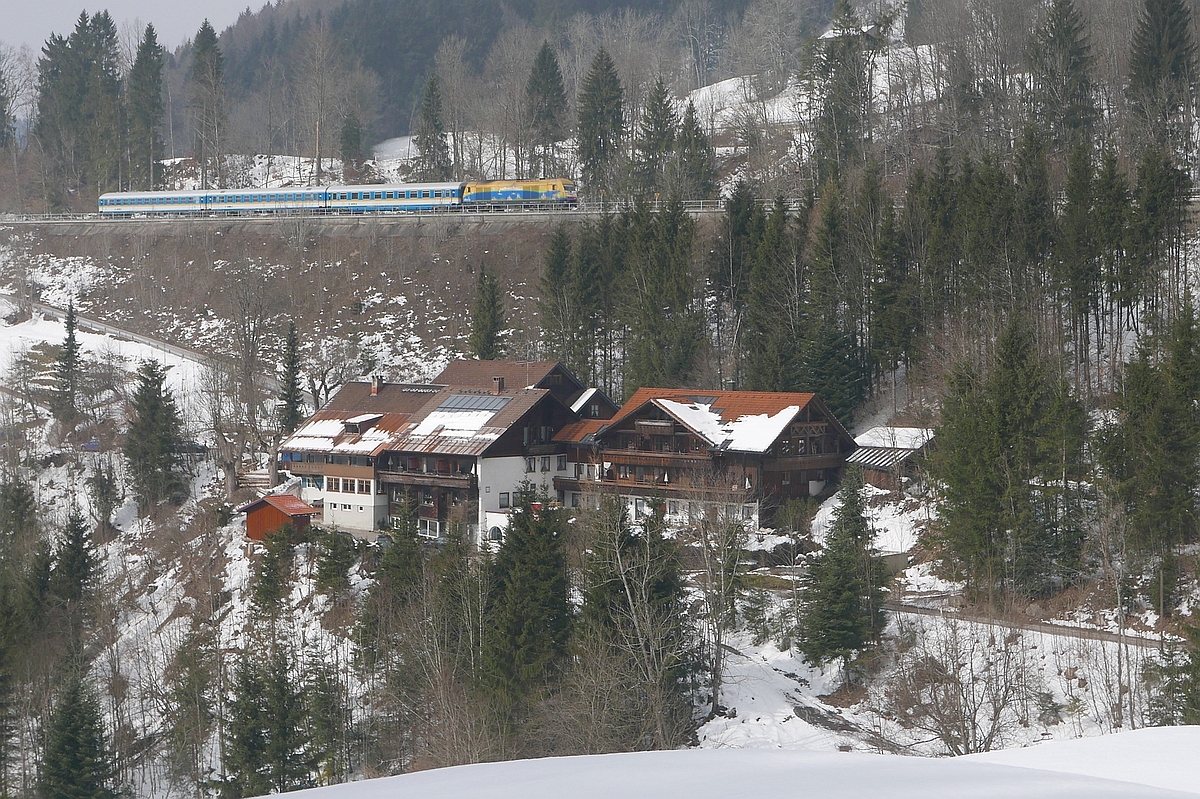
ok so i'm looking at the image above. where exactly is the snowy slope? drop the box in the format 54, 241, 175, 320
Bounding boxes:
252, 735, 1200, 798
969, 727, 1200, 795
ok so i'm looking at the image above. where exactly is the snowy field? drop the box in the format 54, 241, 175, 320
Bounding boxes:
254, 728, 1200, 798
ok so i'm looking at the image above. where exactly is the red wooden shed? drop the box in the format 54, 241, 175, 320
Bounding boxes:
238, 494, 319, 541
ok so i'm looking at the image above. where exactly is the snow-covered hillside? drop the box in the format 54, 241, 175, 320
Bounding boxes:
255, 728, 1200, 798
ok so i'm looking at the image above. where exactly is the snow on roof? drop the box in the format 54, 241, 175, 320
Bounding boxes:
570, 387, 601, 414
854, 427, 934, 450
410, 409, 501, 437
657, 400, 800, 453
345, 413, 383, 425
236, 494, 318, 517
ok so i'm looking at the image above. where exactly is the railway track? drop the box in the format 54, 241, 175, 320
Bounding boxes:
0, 197, 740, 226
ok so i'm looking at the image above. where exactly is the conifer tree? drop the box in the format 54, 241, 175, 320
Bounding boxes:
526, 41, 568, 179
305, 652, 351, 784
1014, 126, 1055, 273
469, 266, 505, 360
35, 12, 122, 200
1128, 0, 1199, 155
123, 359, 185, 513
315, 529, 354, 594
1094, 150, 1133, 316
1057, 140, 1100, 349
633, 77, 678, 196
0, 478, 37, 550
743, 199, 799, 392
798, 468, 888, 674
51, 510, 93, 609
1028, 0, 1096, 148
673, 100, 716, 199
869, 202, 918, 379
809, 0, 875, 181
52, 303, 80, 423
624, 199, 703, 393
339, 113, 364, 181
934, 318, 1086, 602
801, 321, 864, 425
189, 20, 225, 190
577, 48, 624, 198
127, 24, 165, 191
539, 225, 588, 377
414, 74, 451, 181
38, 675, 118, 799
481, 487, 570, 712
278, 320, 304, 435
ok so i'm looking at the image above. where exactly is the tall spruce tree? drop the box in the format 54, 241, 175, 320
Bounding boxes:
526, 41, 568, 179
673, 100, 716, 199
481, 487, 570, 712
633, 77, 678, 196
38, 676, 118, 799
414, 74, 451, 181
123, 360, 185, 513
799, 469, 888, 673
469, 267, 505, 360
809, 0, 875, 181
52, 303, 81, 422
933, 318, 1086, 603
743, 199, 799, 391
189, 20, 225, 190
1128, 0, 1199, 156
1028, 0, 1096, 148
127, 24, 165, 191
577, 48, 624, 198
624, 199, 703, 394
278, 320, 304, 435
35, 12, 122, 200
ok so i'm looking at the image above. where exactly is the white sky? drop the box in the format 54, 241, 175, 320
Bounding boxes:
6, 0, 260, 55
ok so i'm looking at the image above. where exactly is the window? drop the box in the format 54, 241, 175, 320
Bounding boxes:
668, 501, 679, 516
635, 466, 646, 483
358, 506, 365, 513
619, 465, 631, 480
358, 479, 371, 494
499, 492, 510, 509
327, 477, 341, 492
541, 456, 551, 472
343, 503, 351, 510
571, 493, 580, 508
526, 458, 537, 473
587, 464, 596, 480
590, 403, 601, 418
421, 489, 434, 506
635, 498, 646, 517
557, 455, 567, 471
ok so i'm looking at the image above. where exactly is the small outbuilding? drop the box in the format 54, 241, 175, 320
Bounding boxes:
238, 494, 320, 541
845, 427, 935, 490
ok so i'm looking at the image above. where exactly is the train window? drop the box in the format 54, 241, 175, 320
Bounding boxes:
433, 190, 441, 198
422, 190, 430, 198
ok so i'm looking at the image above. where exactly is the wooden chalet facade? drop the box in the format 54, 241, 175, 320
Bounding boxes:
553, 389, 855, 525
278, 361, 614, 545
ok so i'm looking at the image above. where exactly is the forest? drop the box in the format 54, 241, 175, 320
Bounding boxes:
0, 0, 1200, 793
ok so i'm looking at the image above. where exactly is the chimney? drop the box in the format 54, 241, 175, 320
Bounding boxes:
371, 375, 383, 396
492, 376, 505, 394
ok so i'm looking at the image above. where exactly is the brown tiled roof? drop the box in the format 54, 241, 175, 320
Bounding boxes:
237, 494, 319, 517
554, 419, 609, 444
322, 381, 444, 414
433, 360, 578, 391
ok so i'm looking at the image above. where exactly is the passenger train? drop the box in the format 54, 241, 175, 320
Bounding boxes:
98, 179, 578, 216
